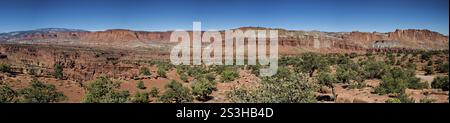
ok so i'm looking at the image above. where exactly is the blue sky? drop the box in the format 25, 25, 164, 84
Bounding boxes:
0, 0, 448, 35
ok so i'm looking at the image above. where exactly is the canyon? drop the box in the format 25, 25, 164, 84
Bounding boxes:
1, 27, 448, 82
0, 27, 448, 103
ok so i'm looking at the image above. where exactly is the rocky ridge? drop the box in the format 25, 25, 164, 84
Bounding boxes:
0, 28, 448, 51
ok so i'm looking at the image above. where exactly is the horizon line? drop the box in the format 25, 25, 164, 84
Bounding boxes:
2, 27, 449, 36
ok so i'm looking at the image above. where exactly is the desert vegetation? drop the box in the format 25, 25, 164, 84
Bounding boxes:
83, 76, 130, 103
159, 80, 192, 103
0, 43, 448, 103
0, 78, 66, 103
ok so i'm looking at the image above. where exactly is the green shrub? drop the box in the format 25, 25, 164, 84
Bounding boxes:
210, 65, 226, 74
419, 98, 436, 103
376, 68, 425, 94
159, 80, 192, 103
362, 59, 388, 79
185, 67, 196, 76
157, 65, 167, 78
180, 73, 188, 82
385, 98, 401, 103
0, 63, 12, 73
385, 93, 415, 103
386, 54, 396, 65
136, 81, 146, 89
348, 81, 366, 89
336, 56, 352, 64
221, 69, 238, 82
131, 92, 149, 103
420, 52, 431, 61
19, 78, 67, 103
431, 76, 449, 91
280, 57, 296, 66
325, 56, 339, 65
437, 62, 449, 73
105, 91, 130, 103
298, 53, 328, 77
205, 73, 216, 82
317, 72, 335, 87
227, 87, 253, 103
424, 66, 434, 75
140, 67, 151, 76
53, 63, 64, 80
427, 60, 433, 66
191, 79, 216, 101
376, 68, 404, 94
0, 85, 17, 103
176, 66, 185, 75
228, 73, 318, 103
149, 87, 159, 98
336, 64, 358, 83
397, 93, 415, 103
274, 66, 291, 80
248, 64, 261, 76
83, 76, 130, 103
408, 78, 428, 89
186, 66, 209, 77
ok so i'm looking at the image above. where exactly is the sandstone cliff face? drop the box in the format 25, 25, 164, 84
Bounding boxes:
387, 29, 449, 49
388, 29, 447, 42
1, 28, 448, 50
76, 29, 171, 43
276, 29, 448, 50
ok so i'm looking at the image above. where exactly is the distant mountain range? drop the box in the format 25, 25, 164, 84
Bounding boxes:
0, 28, 88, 41
0, 27, 448, 51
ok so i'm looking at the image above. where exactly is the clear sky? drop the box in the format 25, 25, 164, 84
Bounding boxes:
0, 0, 448, 35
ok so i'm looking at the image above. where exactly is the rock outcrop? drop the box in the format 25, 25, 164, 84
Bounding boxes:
0, 44, 145, 82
